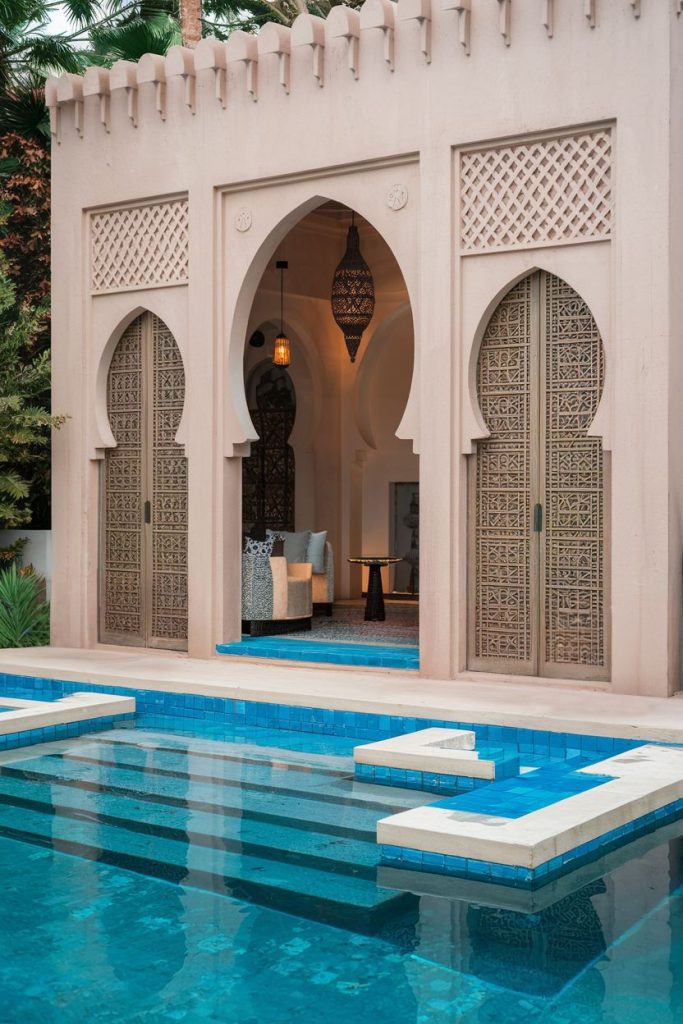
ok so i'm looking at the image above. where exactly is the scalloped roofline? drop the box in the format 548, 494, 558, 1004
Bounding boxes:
44, 0, 658, 140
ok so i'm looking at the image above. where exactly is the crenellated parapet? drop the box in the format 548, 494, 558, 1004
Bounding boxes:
45, 0, 668, 144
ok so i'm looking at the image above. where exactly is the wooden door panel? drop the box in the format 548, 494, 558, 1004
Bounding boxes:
540, 274, 607, 678
469, 272, 609, 679
100, 313, 187, 651
468, 276, 535, 673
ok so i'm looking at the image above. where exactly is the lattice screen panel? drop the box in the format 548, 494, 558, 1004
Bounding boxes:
460, 129, 612, 253
543, 274, 605, 670
242, 366, 296, 535
471, 276, 533, 666
91, 198, 189, 293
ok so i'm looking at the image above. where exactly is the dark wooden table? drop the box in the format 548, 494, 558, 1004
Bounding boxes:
347, 557, 403, 622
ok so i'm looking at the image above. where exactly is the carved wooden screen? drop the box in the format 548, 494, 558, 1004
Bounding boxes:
242, 365, 295, 535
100, 312, 188, 650
468, 272, 608, 679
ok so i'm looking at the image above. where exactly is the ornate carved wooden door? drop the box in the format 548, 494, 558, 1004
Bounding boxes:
468, 272, 608, 679
100, 312, 188, 650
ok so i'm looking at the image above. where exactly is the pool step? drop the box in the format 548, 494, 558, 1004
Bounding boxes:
0, 735, 428, 932
99, 728, 355, 774
1, 753, 410, 837
216, 637, 420, 671
0, 773, 379, 878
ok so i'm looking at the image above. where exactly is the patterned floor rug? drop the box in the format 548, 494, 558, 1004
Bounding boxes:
287, 601, 419, 647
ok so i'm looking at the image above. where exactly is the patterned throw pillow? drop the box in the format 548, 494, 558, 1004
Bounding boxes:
243, 536, 275, 558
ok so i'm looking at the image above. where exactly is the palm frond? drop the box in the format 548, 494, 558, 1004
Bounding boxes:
0, 564, 50, 648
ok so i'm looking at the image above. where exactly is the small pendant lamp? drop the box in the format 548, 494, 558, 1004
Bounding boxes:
273, 259, 291, 367
331, 212, 375, 363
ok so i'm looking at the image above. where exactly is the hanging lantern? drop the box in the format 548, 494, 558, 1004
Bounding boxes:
331, 214, 375, 363
273, 259, 291, 368
273, 331, 290, 367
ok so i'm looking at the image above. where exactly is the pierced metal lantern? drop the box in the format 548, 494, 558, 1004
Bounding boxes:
273, 259, 291, 368
273, 331, 290, 367
331, 217, 375, 363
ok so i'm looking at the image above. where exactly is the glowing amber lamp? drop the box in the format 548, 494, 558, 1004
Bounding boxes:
273, 259, 291, 368
273, 331, 291, 367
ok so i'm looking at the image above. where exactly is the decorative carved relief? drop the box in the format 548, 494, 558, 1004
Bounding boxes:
235, 207, 253, 232
469, 272, 607, 678
91, 198, 189, 293
543, 274, 605, 672
150, 316, 188, 644
386, 184, 408, 210
102, 317, 145, 641
470, 276, 533, 667
101, 312, 187, 648
460, 129, 612, 253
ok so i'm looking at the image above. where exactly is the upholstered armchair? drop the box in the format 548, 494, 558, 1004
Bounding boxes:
311, 542, 334, 616
241, 552, 312, 636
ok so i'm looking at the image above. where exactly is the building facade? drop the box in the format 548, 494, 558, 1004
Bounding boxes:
48, 0, 683, 696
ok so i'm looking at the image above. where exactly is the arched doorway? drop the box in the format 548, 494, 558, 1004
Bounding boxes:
232, 200, 419, 655
99, 311, 188, 650
242, 361, 296, 536
468, 271, 608, 679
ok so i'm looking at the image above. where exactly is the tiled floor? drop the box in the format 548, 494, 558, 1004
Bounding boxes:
216, 637, 420, 670
288, 600, 418, 647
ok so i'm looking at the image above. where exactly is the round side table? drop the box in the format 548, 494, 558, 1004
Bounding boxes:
347, 557, 403, 622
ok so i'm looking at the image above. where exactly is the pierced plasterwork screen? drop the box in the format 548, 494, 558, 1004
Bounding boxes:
91, 198, 189, 293
460, 129, 612, 254
100, 312, 187, 650
468, 271, 607, 680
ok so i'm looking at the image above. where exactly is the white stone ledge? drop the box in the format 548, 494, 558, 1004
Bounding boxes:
377, 745, 683, 868
0, 691, 134, 736
355, 727, 502, 777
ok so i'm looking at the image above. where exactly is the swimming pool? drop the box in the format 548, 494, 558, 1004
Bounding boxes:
0, 719, 682, 1023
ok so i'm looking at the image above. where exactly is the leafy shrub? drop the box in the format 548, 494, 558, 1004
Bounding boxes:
0, 536, 27, 570
0, 563, 49, 647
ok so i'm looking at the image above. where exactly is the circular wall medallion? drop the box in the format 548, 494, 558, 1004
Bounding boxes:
235, 208, 252, 232
386, 184, 408, 211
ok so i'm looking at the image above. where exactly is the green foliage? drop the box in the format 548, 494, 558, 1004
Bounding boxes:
0, 133, 50, 310
0, 537, 28, 570
0, 563, 50, 648
0, 212, 63, 528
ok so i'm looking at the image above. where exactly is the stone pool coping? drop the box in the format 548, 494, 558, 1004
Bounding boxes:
1, 646, 683, 745
377, 745, 683, 872
0, 691, 135, 735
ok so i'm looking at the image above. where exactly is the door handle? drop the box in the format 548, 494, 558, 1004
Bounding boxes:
533, 503, 543, 532
144, 500, 151, 525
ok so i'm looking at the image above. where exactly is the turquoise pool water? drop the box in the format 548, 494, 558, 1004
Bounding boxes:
0, 723, 682, 1023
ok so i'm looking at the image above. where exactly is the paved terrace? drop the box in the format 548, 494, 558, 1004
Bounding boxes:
0, 648, 683, 744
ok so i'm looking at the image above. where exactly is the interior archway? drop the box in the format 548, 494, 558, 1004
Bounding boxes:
236, 200, 419, 657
